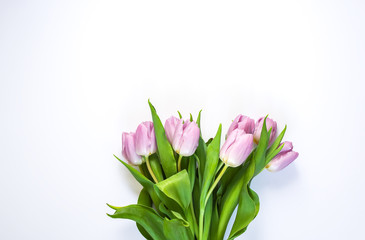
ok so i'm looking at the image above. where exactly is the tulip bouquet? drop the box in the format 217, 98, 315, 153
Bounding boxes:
107, 101, 298, 240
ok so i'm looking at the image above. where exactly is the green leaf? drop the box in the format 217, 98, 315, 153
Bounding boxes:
177, 111, 183, 119
154, 170, 192, 210
210, 199, 220, 240
148, 100, 177, 178
140, 163, 153, 181
248, 186, 260, 219
216, 163, 248, 240
192, 179, 200, 219
163, 218, 194, 240
137, 189, 153, 240
170, 210, 190, 227
188, 155, 196, 191
253, 117, 270, 176
196, 110, 202, 128
202, 196, 213, 240
199, 125, 221, 240
190, 113, 193, 121
137, 188, 152, 209
108, 204, 167, 240
185, 202, 198, 237
159, 203, 174, 219
195, 109, 206, 184
266, 126, 287, 163
114, 155, 152, 189
196, 137, 206, 185
114, 155, 161, 210
149, 153, 165, 182
201, 124, 222, 203
205, 138, 213, 146
228, 157, 257, 240
217, 152, 253, 199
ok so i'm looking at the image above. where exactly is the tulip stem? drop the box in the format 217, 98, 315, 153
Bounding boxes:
177, 155, 183, 172
145, 156, 158, 183
204, 164, 229, 206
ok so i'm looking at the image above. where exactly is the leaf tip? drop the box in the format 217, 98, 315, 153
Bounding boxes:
107, 203, 120, 210
177, 110, 182, 119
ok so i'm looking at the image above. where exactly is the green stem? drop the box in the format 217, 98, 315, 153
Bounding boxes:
145, 155, 158, 183
190, 202, 198, 238
215, 161, 224, 175
205, 164, 229, 206
199, 206, 204, 240
177, 154, 183, 172
199, 164, 229, 240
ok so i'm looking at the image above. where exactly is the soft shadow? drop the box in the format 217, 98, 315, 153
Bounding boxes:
252, 164, 300, 191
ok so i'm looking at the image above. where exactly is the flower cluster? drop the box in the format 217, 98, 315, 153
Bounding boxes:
109, 101, 299, 240
122, 114, 298, 172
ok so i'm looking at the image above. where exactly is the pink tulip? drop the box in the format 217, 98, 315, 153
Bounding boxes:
164, 116, 182, 144
266, 141, 299, 172
122, 132, 143, 165
134, 121, 157, 157
164, 117, 200, 156
226, 114, 255, 137
220, 129, 254, 167
253, 117, 277, 146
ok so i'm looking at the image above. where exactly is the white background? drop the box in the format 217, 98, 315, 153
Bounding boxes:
1, 1, 364, 239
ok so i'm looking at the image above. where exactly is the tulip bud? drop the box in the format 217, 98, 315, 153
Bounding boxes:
226, 114, 255, 138
122, 132, 143, 165
253, 117, 277, 146
266, 141, 298, 172
134, 121, 157, 157
220, 129, 254, 167
164, 117, 200, 156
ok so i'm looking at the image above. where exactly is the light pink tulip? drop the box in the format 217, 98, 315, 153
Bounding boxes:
227, 115, 255, 137
266, 141, 298, 172
253, 117, 277, 146
164, 117, 200, 156
134, 121, 157, 157
279, 141, 293, 153
220, 129, 254, 167
164, 116, 182, 144
122, 132, 143, 165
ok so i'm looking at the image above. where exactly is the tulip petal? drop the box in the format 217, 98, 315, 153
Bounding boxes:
164, 116, 180, 144
220, 129, 254, 167
266, 151, 299, 172
122, 132, 143, 165
253, 117, 277, 146
225, 134, 253, 167
179, 121, 200, 156
279, 141, 293, 153
135, 121, 157, 156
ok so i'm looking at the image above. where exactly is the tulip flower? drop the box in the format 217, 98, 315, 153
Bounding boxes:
266, 141, 299, 172
164, 116, 200, 171
122, 132, 142, 166
253, 117, 277, 146
164, 116, 182, 144
164, 117, 200, 156
134, 121, 157, 157
220, 129, 254, 167
226, 114, 255, 137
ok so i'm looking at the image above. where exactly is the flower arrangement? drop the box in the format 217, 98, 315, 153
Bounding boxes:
107, 100, 299, 240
